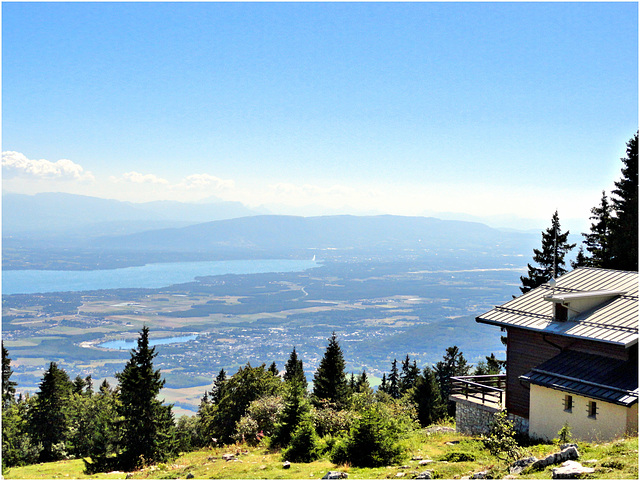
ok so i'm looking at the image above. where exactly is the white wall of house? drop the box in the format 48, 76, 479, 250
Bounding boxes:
528, 384, 637, 442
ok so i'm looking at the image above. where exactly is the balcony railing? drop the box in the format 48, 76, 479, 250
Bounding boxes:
450, 374, 506, 406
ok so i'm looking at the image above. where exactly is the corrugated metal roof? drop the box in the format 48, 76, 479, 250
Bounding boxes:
520, 350, 638, 406
476, 268, 638, 346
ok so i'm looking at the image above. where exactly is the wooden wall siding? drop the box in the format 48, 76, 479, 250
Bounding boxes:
505, 327, 629, 418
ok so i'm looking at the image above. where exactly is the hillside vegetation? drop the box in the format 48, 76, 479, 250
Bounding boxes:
4, 426, 638, 479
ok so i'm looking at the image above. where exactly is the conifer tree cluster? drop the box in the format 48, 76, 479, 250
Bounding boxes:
3, 330, 485, 471
2, 327, 179, 473
520, 132, 638, 293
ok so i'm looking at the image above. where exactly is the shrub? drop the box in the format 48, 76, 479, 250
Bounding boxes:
313, 401, 356, 437
441, 451, 476, 462
554, 422, 572, 445
329, 403, 409, 467
481, 410, 524, 462
281, 418, 321, 463
234, 395, 283, 445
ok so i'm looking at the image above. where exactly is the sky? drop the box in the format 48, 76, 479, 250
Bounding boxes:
2, 1, 638, 231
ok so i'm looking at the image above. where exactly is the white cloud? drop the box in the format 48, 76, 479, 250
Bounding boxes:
173, 173, 235, 191
112, 171, 170, 185
2, 151, 95, 181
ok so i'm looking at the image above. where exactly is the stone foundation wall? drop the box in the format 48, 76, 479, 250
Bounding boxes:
452, 396, 529, 436
507, 412, 529, 436
453, 397, 501, 435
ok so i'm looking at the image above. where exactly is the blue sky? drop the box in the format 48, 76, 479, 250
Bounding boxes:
2, 1, 637, 230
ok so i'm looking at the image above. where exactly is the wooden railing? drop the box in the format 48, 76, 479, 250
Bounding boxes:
450, 374, 506, 406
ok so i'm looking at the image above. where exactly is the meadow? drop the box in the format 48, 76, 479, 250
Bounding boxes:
4, 424, 637, 479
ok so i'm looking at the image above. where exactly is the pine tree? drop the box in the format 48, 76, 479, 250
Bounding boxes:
205, 368, 227, 406
355, 370, 371, 393
116, 326, 173, 470
485, 353, 505, 373
520, 211, 575, 293
387, 359, 400, 399
571, 245, 589, 269
610, 132, 638, 271
29, 362, 73, 462
272, 380, 310, 448
412, 366, 445, 427
399, 355, 420, 395
268, 361, 279, 376
2, 342, 17, 408
348, 373, 357, 394
582, 191, 614, 267
283, 347, 307, 389
434, 346, 470, 416
312, 332, 348, 407
379, 373, 388, 394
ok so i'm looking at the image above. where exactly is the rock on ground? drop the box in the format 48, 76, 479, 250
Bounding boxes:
552, 461, 595, 479
509, 456, 538, 474
322, 471, 348, 479
414, 470, 433, 479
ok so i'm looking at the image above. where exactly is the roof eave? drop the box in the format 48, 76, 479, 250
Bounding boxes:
522, 377, 638, 407
475, 316, 637, 348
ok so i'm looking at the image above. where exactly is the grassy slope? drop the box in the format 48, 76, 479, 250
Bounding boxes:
4, 428, 638, 480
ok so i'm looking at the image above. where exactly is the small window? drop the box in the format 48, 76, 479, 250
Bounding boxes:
555, 303, 568, 321
588, 401, 597, 419
564, 394, 573, 412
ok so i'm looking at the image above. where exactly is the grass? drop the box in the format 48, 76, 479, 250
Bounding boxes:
4, 428, 638, 479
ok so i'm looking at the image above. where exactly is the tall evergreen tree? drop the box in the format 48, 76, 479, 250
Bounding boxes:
209, 368, 227, 405
2, 342, 17, 408
610, 132, 638, 271
80, 383, 121, 473
571, 245, 589, 269
29, 362, 73, 462
520, 211, 575, 293
379, 373, 388, 394
399, 355, 420, 395
268, 361, 279, 376
387, 359, 400, 399
412, 366, 445, 427
312, 332, 348, 407
434, 346, 470, 416
283, 347, 307, 389
116, 326, 173, 470
272, 380, 310, 448
582, 191, 614, 267
355, 370, 371, 394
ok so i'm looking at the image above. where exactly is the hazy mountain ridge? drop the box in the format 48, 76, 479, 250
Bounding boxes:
2, 192, 261, 236
92, 214, 537, 255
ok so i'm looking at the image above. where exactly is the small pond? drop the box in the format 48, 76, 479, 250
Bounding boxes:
98, 334, 198, 350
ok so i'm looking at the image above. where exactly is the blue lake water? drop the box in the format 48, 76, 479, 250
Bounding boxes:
99, 334, 198, 350
2, 259, 319, 295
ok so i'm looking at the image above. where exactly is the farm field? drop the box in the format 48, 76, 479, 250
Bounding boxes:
3, 257, 520, 413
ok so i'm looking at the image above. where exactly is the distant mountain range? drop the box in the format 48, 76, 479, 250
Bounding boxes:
2, 193, 539, 257
91, 214, 538, 257
2, 192, 262, 237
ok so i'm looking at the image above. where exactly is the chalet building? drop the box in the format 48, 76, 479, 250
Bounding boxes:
450, 267, 638, 442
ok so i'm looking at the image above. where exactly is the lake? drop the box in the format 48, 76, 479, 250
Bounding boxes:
98, 334, 198, 350
2, 259, 319, 295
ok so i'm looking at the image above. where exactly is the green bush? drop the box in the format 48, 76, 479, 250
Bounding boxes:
234, 395, 284, 446
554, 422, 572, 445
441, 451, 476, 462
281, 418, 321, 463
481, 410, 524, 462
312, 401, 356, 437
329, 403, 409, 467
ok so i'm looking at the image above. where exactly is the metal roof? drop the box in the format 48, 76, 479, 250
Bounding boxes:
476, 268, 639, 347
520, 350, 638, 406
